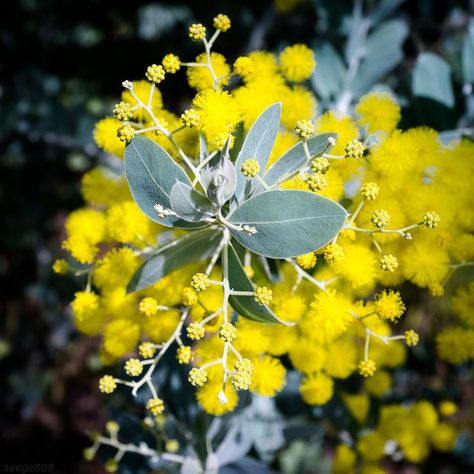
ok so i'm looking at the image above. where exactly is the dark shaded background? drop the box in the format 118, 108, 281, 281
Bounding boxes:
0, 1, 472, 472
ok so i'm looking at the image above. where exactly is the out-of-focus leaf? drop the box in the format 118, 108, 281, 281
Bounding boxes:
462, 22, 474, 84
369, 0, 406, 23
138, 4, 191, 40
352, 20, 409, 96
413, 52, 455, 108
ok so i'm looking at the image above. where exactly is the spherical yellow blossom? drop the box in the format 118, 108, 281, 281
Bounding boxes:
182, 287, 198, 306
124, 358, 143, 377
121, 80, 163, 122
188, 367, 208, 387
187, 322, 205, 340
104, 319, 140, 358
306, 172, 327, 192
289, 339, 327, 374
146, 398, 164, 415
113, 101, 133, 121
93, 247, 141, 291
364, 369, 392, 396
355, 92, 401, 134
241, 159, 260, 177
71, 291, 99, 322
422, 210, 441, 229
104, 459, 118, 473
439, 400, 457, 417
295, 119, 314, 139
332, 445, 356, 474
379, 254, 398, 272
436, 327, 473, 364
181, 108, 200, 128
431, 422, 458, 451
190, 273, 210, 292
452, 282, 474, 325
66, 208, 106, 245
358, 359, 377, 377
196, 381, 238, 415
357, 431, 386, 462
232, 358, 253, 390
344, 138, 364, 159
233, 56, 253, 78
280, 85, 317, 130
138, 342, 156, 359
333, 243, 378, 290
213, 13, 231, 32
93, 117, 126, 158
192, 88, 239, 148
162, 53, 180, 73
99, 375, 117, 394
254, 286, 272, 305
370, 209, 390, 229
343, 393, 370, 424
52, 258, 69, 275
177, 346, 193, 364
405, 329, 419, 346
324, 337, 358, 378
295, 252, 317, 270
309, 289, 353, 339
323, 242, 345, 264
145, 64, 165, 84
361, 182, 380, 200
106, 200, 156, 247
116, 123, 135, 143
300, 373, 334, 405
80, 168, 130, 207
187, 52, 230, 90
139, 297, 158, 317
279, 44, 316, 82
233, 318, 271, 355
311, 157, 330, 174
218, 322, 237, 342
374, 290, 405, 322
250, 355, 286, 396
188, 23, 206, 41
62, 236, 97, 265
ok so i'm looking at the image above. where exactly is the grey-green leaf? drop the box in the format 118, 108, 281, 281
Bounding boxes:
462, 26, 474, 84
170, 182, 215, 222
227, 190, 347, 258
412, 52, 454, 108
232, 103, 281, 208
263, 133, 336, 187
127, 227, 223, 292
227, 244, 291, 325
124, 135, 203, 229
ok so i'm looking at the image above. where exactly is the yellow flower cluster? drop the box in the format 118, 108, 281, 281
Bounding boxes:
57, 14, 472, 441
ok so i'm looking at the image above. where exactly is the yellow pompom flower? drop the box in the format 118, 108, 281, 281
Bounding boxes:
370, 209, 391, 229
233, 56, 253, 78
436, 327, 473, 364
295, 119, 314, 140
379, 254, 398, 272
71, 291, 100, 322
357, 431, 386, 461
324, 337, 358, 378
99, 375, 117, 394
62, 235, 98, 265
124, 358, 143, 377
254, 286, 272, 305
405, 329, 419, 347
344, 138, 364, 159
279, 44, 316, 82
190, 273, 210, 292
213, 14, 231, 32
65, 208, 106, 245
177, 346, 193, 364
116, 123, 135, 143
332, 445, 356, 474
113, 101, 133, 121
358, 359, 377, 377
241, 159, 260, 177
364, 370, 392, 396
196, 381, 238, 415
147, 398, 164, 415
300, 373, 334, 405
218, 322, 237, 342
52, 259, 69, 275
280, 85, 316, 130
145, 64, 165, 83
192, 88, 239, 148
188, 367, 208, 387
323, 242, 345, 264
188, 23, 206, 41
232, 358, 253, 391
295, 252, 317, 270
374, 290, 405, 322
311, 157, 330, 174
439, 400, 457, 417
162, 53, 181, 73
182, 287, 198, 306
361, 182, 380, 200
452, 282, 474, 325
431, 423, 457, 452
181, 108, 200, 128
187, 52, 230, 90
138, 342, 156, 359
309, 289, 353, 339
187, 322, 205, 340
250, 356, 286, 396
93, 117, 126, 158
306, 172, 327, 192
422, 211, 441, 229
289, 339, 326, 374
355, 92, 401, 134
104, 319, 140, 358
139, 297, 158, 317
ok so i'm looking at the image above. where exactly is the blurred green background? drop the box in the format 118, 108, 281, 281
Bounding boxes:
1, 0, 472, 472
